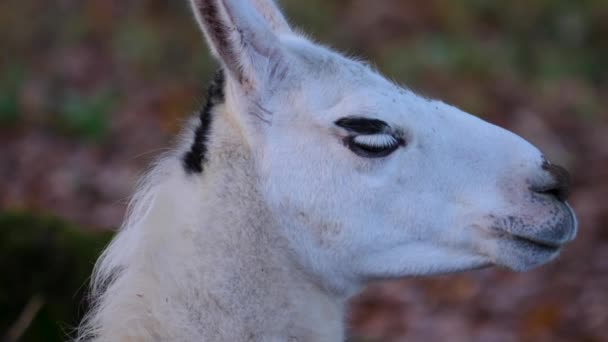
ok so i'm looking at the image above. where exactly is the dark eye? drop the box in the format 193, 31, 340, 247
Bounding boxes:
334, 116, 404, 158
345, 134, 402, 158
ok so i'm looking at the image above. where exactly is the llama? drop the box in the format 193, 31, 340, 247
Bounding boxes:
77, 0, 577, 341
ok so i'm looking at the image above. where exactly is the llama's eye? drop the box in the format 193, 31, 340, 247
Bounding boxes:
347, 134, 401, 158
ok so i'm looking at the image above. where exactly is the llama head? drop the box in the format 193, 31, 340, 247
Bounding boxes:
190, 0, 577, 294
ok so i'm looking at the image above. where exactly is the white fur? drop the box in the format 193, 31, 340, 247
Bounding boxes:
76, 1, 577, 341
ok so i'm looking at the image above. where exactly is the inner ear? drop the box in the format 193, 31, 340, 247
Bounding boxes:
190, 0, 290, 94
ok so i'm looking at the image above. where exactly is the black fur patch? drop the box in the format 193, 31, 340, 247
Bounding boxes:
183, 70, 225, 174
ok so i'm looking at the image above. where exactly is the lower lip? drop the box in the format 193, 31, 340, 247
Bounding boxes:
511, 235, 561, 253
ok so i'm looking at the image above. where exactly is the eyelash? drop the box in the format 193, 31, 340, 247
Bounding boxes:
346, 134, 402, 158
352, 134, 399, 148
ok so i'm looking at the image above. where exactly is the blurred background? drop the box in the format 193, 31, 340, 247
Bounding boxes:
1, 0, 607, 341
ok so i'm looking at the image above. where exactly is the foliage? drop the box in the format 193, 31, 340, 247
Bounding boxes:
0, 67, 24, 125
0, 212, 113, 341
55, 91, 116, 141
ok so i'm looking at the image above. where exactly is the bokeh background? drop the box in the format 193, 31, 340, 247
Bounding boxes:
1, 0, 607, 341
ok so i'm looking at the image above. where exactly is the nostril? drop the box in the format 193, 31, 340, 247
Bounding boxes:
531, 161, 571, 201
539, 184, 569, 202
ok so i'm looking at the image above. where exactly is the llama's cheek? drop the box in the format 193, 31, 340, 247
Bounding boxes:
293, 211, 344, 248
314, 221, 344, 248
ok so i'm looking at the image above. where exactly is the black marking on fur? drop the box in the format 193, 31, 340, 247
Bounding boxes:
335, 117, 389, 135
183, 70, 225, 174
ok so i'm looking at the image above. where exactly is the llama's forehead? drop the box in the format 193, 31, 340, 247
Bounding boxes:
278, 35, 455, 126
283, 35, 385, 86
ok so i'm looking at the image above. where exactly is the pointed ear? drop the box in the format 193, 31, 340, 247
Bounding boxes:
249, 0, 291, 34
190, 0, 291, 94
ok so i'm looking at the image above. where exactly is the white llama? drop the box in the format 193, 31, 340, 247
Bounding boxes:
77, 0, 577, 341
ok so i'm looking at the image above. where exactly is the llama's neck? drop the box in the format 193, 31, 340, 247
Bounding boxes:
86, 105, 345, 341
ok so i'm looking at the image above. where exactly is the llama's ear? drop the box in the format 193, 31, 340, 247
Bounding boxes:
190, 0, 290, 94
249, 0, 291, 34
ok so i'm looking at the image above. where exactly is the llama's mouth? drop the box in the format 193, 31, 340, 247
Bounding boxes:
490, 202, 577, 250
509, 233, 562, 252
491, 231, 565, 271
486, 204, 576, 271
